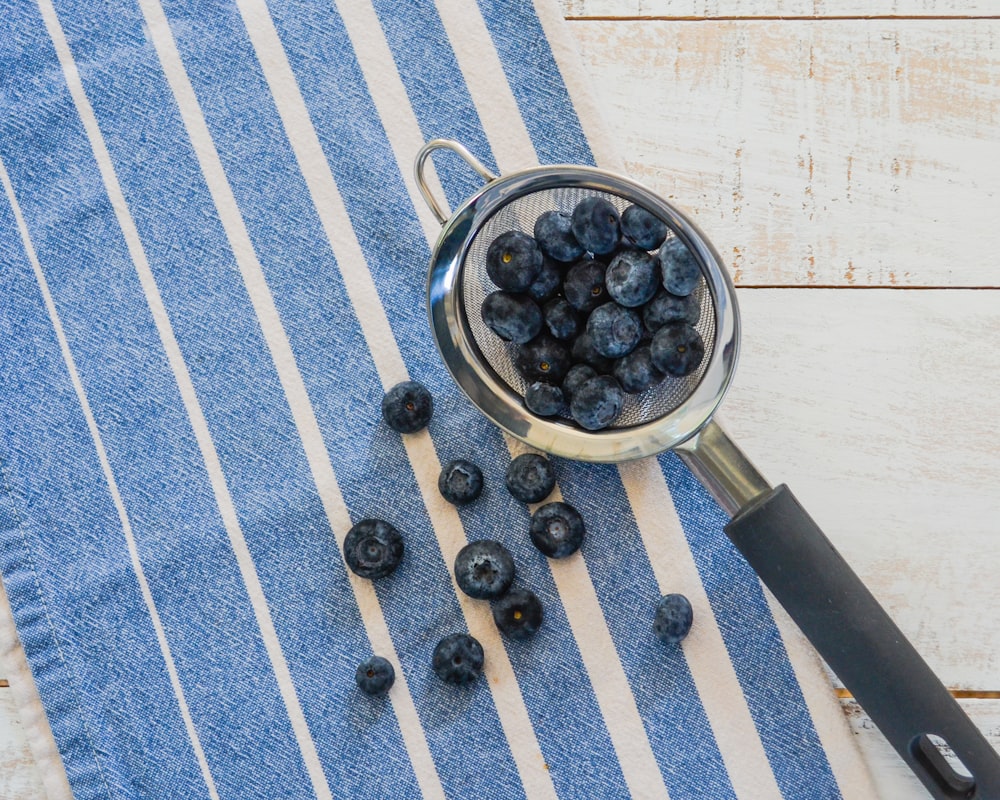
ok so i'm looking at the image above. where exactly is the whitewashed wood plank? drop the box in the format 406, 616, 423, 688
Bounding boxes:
842, 698, 1000, 799
0, 690, 46, 800
726, 287, 1000, 688
567, 19, 1000, 286
559, 0, 999, 18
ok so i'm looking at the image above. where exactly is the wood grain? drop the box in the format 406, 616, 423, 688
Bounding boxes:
0, 690, 47, 800
727, 287, 1000, 689
567, 19, 1000, 286
560, 0, 999, 18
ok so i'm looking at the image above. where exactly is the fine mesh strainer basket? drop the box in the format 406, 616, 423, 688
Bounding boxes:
415, 139, 1000, 799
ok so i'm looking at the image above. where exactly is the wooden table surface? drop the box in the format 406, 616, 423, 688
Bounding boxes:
2, 2, 999, 798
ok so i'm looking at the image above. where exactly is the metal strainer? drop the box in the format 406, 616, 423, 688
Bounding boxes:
416, 139, 1000, 799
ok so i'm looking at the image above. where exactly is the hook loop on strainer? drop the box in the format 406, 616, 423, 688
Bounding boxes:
414, 139, 498, 225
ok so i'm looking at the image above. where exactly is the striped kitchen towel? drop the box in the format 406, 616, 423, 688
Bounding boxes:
0, 1, 879, 798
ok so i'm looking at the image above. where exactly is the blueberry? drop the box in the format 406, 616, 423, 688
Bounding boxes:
530, 501, 585, 558
643, 288, 700, 331
653, 593, 693, 644
586, 303, 642, 358
381, 381, 433, 433
569, 332, 615, 375
563, 258, 607, 313
514, 335, 571, 384
542, 297, 581, 341
613, 345, 664, 394
432, 633, 484, 685
454, 540, 516, 599
355, 655, 395, 696
438, 459, 484, 506
486, 230, 542, 291
533, 210, 584, 262
525, 381, 565, 417
526, 256, 562, 303
344, 519, 404, 579
570, 375, 624, 431
621, 204, 668, 250
571, 197, 621, 255
492, 588, 544, 640
481, 291, 543, 344
561, 363, 598, 404
505, 453, 556, 504
659, 237, 701, 297
606, 249, 659, 308
650, 323, 705, 377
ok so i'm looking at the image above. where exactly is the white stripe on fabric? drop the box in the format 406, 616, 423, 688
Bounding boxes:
619, 458, 785, 800
226, 2, 558, 797
761, 583, 879, 798
0, 152, 220, 800
37, 4, 334, 798
432, 0, 537, 176
138, 2, 447, 796
430, 4, 676, 797
527, 0, 624, 173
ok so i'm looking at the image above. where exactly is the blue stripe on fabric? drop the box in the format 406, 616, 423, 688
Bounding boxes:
246, 0, 634, 795
660, 453, 843, 800
0, 204, 113, 800
46, 0, 429, 796
554, 461, 736, 798
2, 2, 323, 797
474, 0, 594, 168
0, 176, 207, 797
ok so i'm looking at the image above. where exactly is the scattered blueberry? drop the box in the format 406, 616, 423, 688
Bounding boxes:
561, 363, 598, 404
613, 345, 664, 394
659, 236, 702, 297
492, 588, 544, 640
432, 633, 485, 685
381, 381, 433, 433
570, 375, 624, 430
586, 303, 642, 358
650, 323, 705, 377
505, 453, 556, 504
621, 204, 668, 250
643, 288, 700, 331
438, 459, 484, 506
525, 381, 565, 417
355, 655, 395, 696
563, 258, 607, 313
653, 593, 693, 644
569, 332, 615, 374
526, 256, 562, 303
343, 519, 404, 579
542, 297, 581, 341
606, 249, 659, 308
533, 210, 584, 262
571, 197, 621, 255
514, 335, 572, 384
454, 540, 516, 600
486, 230, 542, 291
481, 291, 543, 344
530, 501, 585, 558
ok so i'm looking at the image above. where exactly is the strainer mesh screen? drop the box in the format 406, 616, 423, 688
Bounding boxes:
463, 187, 716, 429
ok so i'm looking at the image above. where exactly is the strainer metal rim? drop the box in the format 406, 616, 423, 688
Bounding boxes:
426, 162, 740, 462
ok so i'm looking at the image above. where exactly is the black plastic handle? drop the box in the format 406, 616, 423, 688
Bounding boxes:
725, 484, 1000, 800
